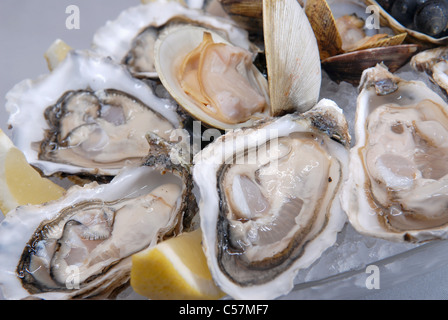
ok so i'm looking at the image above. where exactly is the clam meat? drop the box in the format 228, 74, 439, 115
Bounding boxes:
155, 25, 270, 130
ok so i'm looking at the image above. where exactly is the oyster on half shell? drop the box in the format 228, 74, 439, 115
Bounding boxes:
341, 64, 448, 242
153, 0, 321, 130
6, 50, 182, 178
193, 99, 350, 299
0, 145, 197, 300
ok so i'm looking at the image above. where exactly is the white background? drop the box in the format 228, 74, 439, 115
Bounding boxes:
1, 0, 448, 300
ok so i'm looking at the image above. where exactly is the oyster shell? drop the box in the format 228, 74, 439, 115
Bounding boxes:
218, 0, 263, 36
92, 1, 253, 79
0, 148, 197, 300
193, 99, 350, 299
6, 50, 182, 178
341, 64, 448, 242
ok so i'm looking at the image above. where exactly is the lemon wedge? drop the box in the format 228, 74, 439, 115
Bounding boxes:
0, 129, 66, 215
130, 228, 225, 300
44, 39, 73, 71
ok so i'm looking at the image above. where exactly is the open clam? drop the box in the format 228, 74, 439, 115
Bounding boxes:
154, 0, 321, 130
305, 0, 419, 84
341, 64, 448, 242
154, 25, 270, 130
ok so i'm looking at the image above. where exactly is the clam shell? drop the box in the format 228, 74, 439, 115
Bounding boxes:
263, 0, 321, 115
322, 44, 420, 85
218, 0, 263, 35
305, 0, 407, 59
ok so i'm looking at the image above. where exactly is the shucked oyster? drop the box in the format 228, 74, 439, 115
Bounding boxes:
341, 64, 448, 242
193, 99, 350, 299
6, 50, 182, 178
0, 147, 197, 300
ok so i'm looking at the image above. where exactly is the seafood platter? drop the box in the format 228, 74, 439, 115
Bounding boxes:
1, 0, 448, 300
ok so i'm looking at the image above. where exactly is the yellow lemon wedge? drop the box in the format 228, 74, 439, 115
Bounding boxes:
131, 228, 226, 300
44, 38, 73, 71
0, 129, 66, 215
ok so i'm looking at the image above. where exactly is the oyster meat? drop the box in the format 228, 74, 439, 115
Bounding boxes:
341, 64, 448, 242
193, 99, 350, 299
6, 50, 182, 177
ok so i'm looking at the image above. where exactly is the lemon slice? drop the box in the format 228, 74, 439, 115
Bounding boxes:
44, 39, 73, 71
0, 129, 66, 215
130, 228, 225, 300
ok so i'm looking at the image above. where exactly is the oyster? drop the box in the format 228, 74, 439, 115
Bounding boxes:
218, 0, 263, 36
0, 147, 197, 300
92, 1, 253, 79
6, 50, 182, 178
410, 46, 448, 94
341, 64, 448, 242
193, 99, 350, 299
